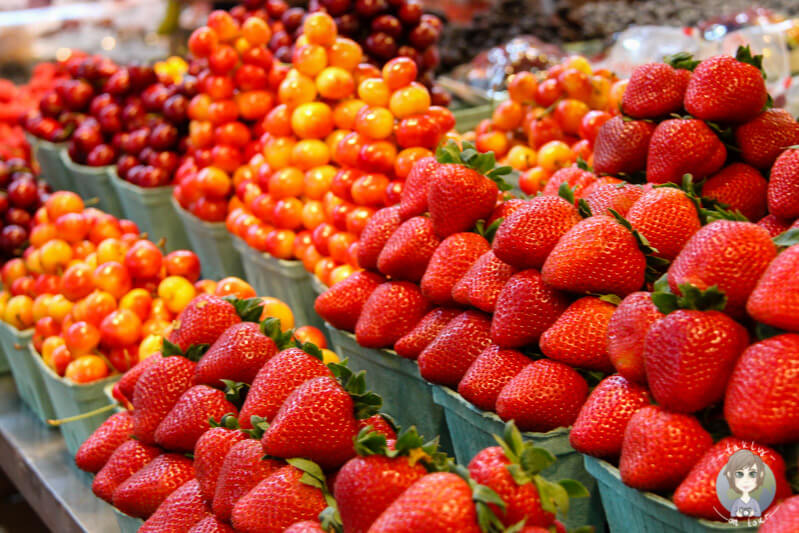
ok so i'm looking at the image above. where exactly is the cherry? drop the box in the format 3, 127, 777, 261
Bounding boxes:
8, 178, 39, 209
87, 144, 117, 167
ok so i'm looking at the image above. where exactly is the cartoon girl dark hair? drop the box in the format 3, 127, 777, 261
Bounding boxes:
723, 449, 767, 518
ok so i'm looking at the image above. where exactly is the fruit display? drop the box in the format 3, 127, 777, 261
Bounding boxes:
0, 157, 50, 260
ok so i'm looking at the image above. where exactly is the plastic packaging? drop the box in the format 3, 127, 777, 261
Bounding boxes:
0, 322, 54, 423
113, 508, 144, 533
25, 132, 72, 192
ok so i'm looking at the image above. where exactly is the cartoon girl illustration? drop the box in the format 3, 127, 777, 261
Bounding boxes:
722, 449, 766, 518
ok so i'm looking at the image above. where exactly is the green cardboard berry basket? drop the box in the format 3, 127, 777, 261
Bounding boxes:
113, 507, 144, 533
108, 170, 191, 252
31, 345, 120, 457
310, 274, 327, 297
432, 386, 605, 532
58, 151, 125, 217
452, 104, 493, 133
0, 322, 55, 424
25, 132, 72, 192
325, 326, 453, 454
231, 235, 325, 331
171, 197, 244, 281
583, 456, 759, 533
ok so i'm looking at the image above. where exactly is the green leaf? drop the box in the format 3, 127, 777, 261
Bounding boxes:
476, 217, 504, 242
773, 228, 799, 248
598, 294, 622, 306
506, 464, 532, 486
558, 182, 576, 205
296, 340, 324, 361
393, 426, 426, 454
755, 322, 786, 341
504, 521, 527, 533
558, 479, 589, 498
664, 51, 700, 71
260, 318, 293, 349
575, 157, 592, 172
675, 283, 727, 311
288, 457, 327, 486
519, 446, 556, 475
243, 415, 269, 439
735, 45, 766, 79
652, 273, 671, 294
319, 505, 343, 533
183, 343, 210, 362
209, 412, 240, 430
472, 484, 506, 510
161, 338, 183, 357
221, 380, 249, 408
353, 426, 388, 456
577, 198, 592, 219
651, 291, 678, 315
224, 296, 265, 323
535, 477, 570, 516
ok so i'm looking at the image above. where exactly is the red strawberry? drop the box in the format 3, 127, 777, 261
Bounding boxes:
394, 307, 461, 359
376, 216, 441, 282
314, 270, 385, 332
357, 413, 397, 440
487, 198, 527, 225
417, 310, 493, 387
492, 195, 581, 270
578, 176, 624, 201
570, 375, 650, 460
619, 406, 712, 491
154, 384, 240, 452
92, 439, 160, 503
112, 453, 195, 519
684, 48, 767, 124
399, 156, 439, 219
734, 108, 799, 169
285, 522, 326, 533
757, 214, 793, 237
357, 205, 402, 271
452, 250, 518, 312
366, 472, 483, 533
606, 291, 664, 384
748, 245, 799, 331
355, 281, 430, 348
168, 295, 243, 351
584, 182, 645, 217
767, 147, 799, 220
592, 116, 656, 175
759, 495, 799, 533
673, 438, 792, 520
188, 516, 235, 533
139, 479, 211, 533
541, 215, 647, 296
238, 346, 333, 427
644, 309, 748, 413
496, 359, 588, 432
540, 296, 617, 372
646, 119, 727, 184
231, 463, 328, 533
702, 163, 768, 221
75, 411, 134, 473
421, 232, 489, 305
626, 187, 701, 260
622, 59, 693, 118
193, 415, 249, 503
490, 269, 570, 348
724, 334, 799, 444
116, 353, 163, 406
458, 345, 530, 412
212, 439, 285, 522
428, 164, 498, 238
541, 166, 596, 198
668, 220, 777, 318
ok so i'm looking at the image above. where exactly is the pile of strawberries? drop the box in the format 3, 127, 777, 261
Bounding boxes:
76, 293, 591, 532
315, 45, 799, 527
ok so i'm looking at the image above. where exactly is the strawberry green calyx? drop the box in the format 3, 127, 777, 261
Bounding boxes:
735, 45, 766, 78
161, 338, 209, 361
288, 457, 342, 531
223, 296, 264, 323
328, 362, 382, 420
475, 218, 504, 242
319, 505, 343, 533
773, 228, 799, 248
353, 426, 451, 472
220, 379, 249, 407
450, 463, 507, 533
607, 208, 670, 282
658, 174, 747, 224
244, 415, 269, 439
650, 281, 727, 315
209, 413, 240, 430
664, 51, 699, 71
260, 317, 294, 349
575, 157, 593, 173
558, 183, 593, 218
294, 340, 325, 362
754, 323, 787, 341
436, 140, 515, 191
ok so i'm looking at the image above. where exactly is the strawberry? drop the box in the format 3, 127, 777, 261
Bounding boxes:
734, 108, 799, 169
592, 116, 656, 175
645, 119, 727, 184
355, 281, 430, 348
188, 516, 235, 533
358, 413, 397, 440
366, 472, 483, 533
570, 375, 650, 460
684, 47, 767, 124
376, 216, 441, 282
238, 345, 333, 427
357, 206, 402, 270
668, 220, 776, 318
496, 359, 588, 432
285, 522, 326, 533
621, 57, 693, 118
92, 439, 160, 503
262, 367, 381, 469
724, 334, 799, 444
314, 270, 385, 332
757, 214, 793, 237
116, 353, 162, 406
193, 414, 249, 503
702, 163, 767, 221
644, 307, 748, 413
673, 437, 792, 521
154, 384, 240, 452
417, 310, 493, 387
767, 147, 799, 220
540, 296, 616, 372
452, 250, 518, 312
748, 245, 799, 331
490, 269, 570, 348
212, 439, 284, 522
606, 291, 664, 384
584, 182, 645, 218
231, 461, 329, 533
619, 406, 712, 492
139, 479, 211, 533
487, 198, 527, 225
168, 295, 249, 351
75, 411, 134, 473
541, 215, 647, 296
540, 166, 596, 198
112, 453, 195, 519
399, 156, 439, 219
626, 186, 701, 261
458, 345, 530, 412
759, 496, 799, 533
492, 195, 581, 270
335, 427, 439, 533
420, 232, 490, 305
394, 307, 461, 360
